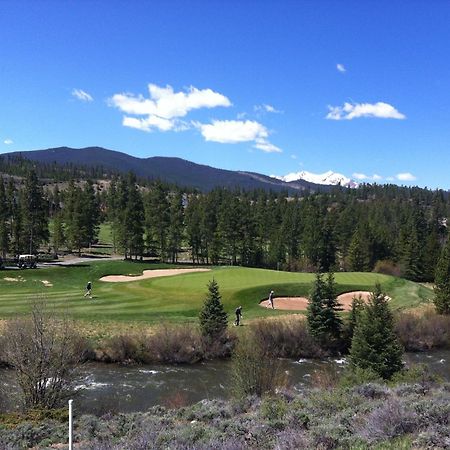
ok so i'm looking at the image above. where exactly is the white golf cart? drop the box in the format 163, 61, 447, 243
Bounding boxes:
18, 254, 37, 269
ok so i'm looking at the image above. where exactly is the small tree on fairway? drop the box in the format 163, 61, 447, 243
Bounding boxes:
306, 272, 327, 340
307, 272, 342, 349
349, 283, 403, 379
199, 279, 228, 340
322, 272, 343, 340
434, 238, 450, 315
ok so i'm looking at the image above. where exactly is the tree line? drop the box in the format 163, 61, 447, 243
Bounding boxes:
1, 170, 450, 284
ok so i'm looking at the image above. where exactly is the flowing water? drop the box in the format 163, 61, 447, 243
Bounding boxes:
1, 351, 448, 414
74, 350, 450, 413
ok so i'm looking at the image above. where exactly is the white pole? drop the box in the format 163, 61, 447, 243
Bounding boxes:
68, 399, 73, 450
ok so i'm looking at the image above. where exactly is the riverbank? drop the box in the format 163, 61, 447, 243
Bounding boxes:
0, 373, 448, 449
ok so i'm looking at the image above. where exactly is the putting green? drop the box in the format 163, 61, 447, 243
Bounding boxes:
0, 260, 434, 326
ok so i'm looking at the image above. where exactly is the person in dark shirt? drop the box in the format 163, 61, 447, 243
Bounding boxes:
235, 306, 243, 326
84, 281, 92, 299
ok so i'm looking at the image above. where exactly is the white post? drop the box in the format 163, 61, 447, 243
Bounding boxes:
68, 399, 73, 450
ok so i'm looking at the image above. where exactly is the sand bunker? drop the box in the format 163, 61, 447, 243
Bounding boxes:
3, 277, 19, 282
100, 268, 211, 282
41, 280, 53, 287
259, 291, 374, 311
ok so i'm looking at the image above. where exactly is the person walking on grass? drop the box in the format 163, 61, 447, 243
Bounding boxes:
84, 281, 92, 299
235, 306, 243, 326
268, 290, 275, 309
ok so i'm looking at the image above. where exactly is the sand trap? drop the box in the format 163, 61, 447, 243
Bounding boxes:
259, 291, 375, 311
3, 277, 19, 282
41, 280, 53, 287
100, 268, 211, 282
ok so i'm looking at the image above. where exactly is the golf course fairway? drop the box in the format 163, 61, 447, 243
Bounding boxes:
0, 260, 433, 326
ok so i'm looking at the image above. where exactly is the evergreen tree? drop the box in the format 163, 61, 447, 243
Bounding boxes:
82, 180, 100, 248
199, 279, 228, 340
20, 170, 49, 253
124, 175, 145, 260
348, 227, 371, 271
167, 192, 184, 263
434, 238, 450, 314
306, 272, 327, 340
144, 182, 169, 260
64, 181, 85, 254
321, 272, 343, 340
422, 229, 441, 282
349, 284, 403, 379
51, 212, 65, 255
0, 178, 9, 258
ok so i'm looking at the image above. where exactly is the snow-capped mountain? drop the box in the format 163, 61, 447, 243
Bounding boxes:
272, 170, 359, 188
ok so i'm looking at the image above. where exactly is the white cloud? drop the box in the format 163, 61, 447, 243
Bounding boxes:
254, 138, 282, 153
396, 172, 416, 181
352, 173, 384, 181
336, 63, 346, 73
326, 102, 406, 120
72, 89, 93, 102
386, 176, 395, 181
291, 154, 297, 160
195, 119, 281, 153
254, 104, 282, 114
110, 84, 231, 132
197, 119, 267, 143
3, 139, 13, 145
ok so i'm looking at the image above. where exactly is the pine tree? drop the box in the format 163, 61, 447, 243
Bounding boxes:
51, 212, 65, 255
348, 227, 371, 271
167, 192, 184, 263
20, 170, 49, 254
306, 272, 327, 339
349, 283, 403, 379
82, 180, 100, 249
434, 238, 450, 314
321, 272, 343, 340
0, 178, 9, 258
144, 181, 169, 260
199, 279, 228, 340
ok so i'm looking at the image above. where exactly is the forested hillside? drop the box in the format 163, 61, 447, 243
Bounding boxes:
0, 169, 448, 282
1, 147, 322, 193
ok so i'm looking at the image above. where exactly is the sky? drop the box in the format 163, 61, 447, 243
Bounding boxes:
1, 0, 450, 189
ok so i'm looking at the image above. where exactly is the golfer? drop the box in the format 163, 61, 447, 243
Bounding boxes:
235, 306, 243, 326
84, 281, 92, 298
268, 290, 275, 309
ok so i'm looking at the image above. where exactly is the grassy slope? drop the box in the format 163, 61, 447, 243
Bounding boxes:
0, 260, 433, 327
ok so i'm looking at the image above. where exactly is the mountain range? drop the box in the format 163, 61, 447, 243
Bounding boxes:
1, 146, 354, 192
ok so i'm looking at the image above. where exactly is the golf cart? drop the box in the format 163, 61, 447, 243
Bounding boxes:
18, 254, 37, 269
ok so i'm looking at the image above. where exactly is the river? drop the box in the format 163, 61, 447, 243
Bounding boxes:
1, 351, 448, 414
74, 350, 449, 413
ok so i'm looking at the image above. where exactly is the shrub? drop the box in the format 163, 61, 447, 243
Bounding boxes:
101, 334, 144, 363
373, 260, 402, 277
339, 367, 383, 388
231, 330, 284, 397
146, 323, 203, 364
357, 398, 418, 443
250, 317, 323, 359
2, 300, 84, 410
395, 311, 450, 351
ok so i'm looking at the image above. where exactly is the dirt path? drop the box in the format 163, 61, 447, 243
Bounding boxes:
259, 291, 373, 311
100, 268, 211, 282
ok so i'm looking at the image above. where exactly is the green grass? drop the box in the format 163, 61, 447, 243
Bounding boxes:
0, 261, 434, 327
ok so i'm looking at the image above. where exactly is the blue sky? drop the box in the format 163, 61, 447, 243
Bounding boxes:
1, 1, 450, 188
